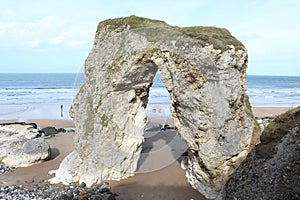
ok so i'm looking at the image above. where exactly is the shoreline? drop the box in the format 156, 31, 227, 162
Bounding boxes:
0, 119, 75, 129
0, 107, 295, 126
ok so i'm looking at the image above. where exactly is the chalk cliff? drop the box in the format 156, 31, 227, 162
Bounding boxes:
50, 16, 259, 199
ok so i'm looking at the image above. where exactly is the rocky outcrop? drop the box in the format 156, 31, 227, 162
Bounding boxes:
223, 106, 300, 199
0, 122, 51, 167
3, 138, 51, 167
0, 122, 40, 160
50, 16, 259, 199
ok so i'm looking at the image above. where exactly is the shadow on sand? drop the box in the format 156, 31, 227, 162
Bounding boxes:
137, 123, 188, 174
49, 148, 60, 160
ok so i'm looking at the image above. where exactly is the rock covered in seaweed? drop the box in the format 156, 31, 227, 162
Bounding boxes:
50, 16, 259, 199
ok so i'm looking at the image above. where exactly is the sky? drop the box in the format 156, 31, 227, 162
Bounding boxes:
0, 0, 299, 75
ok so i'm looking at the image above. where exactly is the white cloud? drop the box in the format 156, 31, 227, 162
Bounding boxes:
49, 31, 72, 45
25, 40, 40, 48
0, 13, 93, 50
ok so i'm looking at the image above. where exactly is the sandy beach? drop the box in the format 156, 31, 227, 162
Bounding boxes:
26, 119, 75, 129
0, 107, 293, 199
252, 107, 292, 118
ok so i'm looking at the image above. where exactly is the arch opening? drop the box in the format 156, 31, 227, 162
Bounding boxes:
137, 70, 188, 173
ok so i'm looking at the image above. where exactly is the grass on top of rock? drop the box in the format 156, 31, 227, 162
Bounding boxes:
254, 106, 300, 159
175, 26, 244, 51
97, 15, 244, 51
98, 15, 168, 30
261, 106, 300, 143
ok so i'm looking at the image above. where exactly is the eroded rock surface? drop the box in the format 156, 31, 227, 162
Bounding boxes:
0, 122, 51, 167
50, 16, 259, 199
223, 107, 300, 199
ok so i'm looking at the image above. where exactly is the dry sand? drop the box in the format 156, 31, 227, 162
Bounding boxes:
252, 107, 292, 118
0, 107, 292, 199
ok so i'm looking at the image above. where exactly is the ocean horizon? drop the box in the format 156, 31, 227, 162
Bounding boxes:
0, 73, 299, 121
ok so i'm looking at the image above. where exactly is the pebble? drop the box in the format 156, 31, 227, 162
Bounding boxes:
0, 182, 117, 200
0, 164, 12, 175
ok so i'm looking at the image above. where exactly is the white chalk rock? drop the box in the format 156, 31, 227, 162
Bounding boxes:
0, 123, 51, 167
3, 138, 50, 167
50, 16, 260, 199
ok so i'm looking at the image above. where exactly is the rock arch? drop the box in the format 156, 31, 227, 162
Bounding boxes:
50, 16, 259, 199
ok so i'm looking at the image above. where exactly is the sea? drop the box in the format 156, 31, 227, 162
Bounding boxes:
0, 73, 299, 121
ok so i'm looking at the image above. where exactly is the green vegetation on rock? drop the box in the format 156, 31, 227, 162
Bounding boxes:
174, 26, 244, 50
244, 95, 261, 145
98, 15, 168, 30
224, 106, 300, 199
262, 106, 300, 143
97, 15, 244, 51
253, 106, 300, 159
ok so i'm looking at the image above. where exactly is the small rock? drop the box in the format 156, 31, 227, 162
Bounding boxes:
0, 164, 12, 175
80, 182, 87, 188
73, 188, 80, 196
60, 193, 72, 200
91, 194, 103, 200
41, 127, 58, 136
57, 128, 66, 133
107, 193, 116, 200
99, 182, 110, 193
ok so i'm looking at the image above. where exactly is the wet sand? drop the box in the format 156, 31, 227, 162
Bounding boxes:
26, 119, 75, 129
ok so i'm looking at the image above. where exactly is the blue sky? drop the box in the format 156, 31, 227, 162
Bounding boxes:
0, 0, 299, 75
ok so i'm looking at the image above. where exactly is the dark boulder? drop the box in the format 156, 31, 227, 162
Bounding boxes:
41, 127, 58, 136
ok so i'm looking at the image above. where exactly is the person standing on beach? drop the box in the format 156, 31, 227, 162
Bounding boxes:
60, 105, 63, 118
